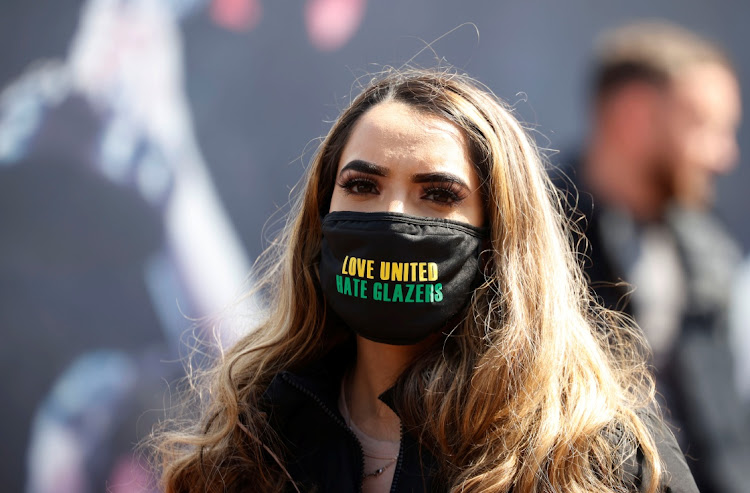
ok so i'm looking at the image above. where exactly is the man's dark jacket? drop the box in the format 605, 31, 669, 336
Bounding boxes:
552, 158, 750, 493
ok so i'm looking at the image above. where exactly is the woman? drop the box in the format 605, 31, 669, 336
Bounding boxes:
155, 69, 697, 492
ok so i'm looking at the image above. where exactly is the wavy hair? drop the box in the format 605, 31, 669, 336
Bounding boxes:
153, 68, 662, 492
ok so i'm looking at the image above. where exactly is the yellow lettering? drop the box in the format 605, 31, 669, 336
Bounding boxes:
409, 262, 418, 282
379, 261, 390, 281
392, 263, 403, 282
428, 262, 438, 281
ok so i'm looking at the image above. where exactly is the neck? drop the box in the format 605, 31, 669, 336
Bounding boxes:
345, 335, 435, 441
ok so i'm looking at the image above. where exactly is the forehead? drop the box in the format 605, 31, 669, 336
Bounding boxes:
671, 63, 742, 123
338, 101, 477, 179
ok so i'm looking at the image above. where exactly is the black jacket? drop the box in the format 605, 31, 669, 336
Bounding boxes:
261, 344, 698, 493
263, 343, 439, 493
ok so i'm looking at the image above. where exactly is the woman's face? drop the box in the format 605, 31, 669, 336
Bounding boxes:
329, 101, 485, 227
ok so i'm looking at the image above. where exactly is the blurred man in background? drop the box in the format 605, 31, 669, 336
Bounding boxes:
556, 20, 749, 492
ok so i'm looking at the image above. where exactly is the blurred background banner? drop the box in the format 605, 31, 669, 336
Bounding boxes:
0, 1, 747, 492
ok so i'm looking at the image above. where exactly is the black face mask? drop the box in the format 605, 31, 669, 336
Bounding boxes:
319, 211, 488, 345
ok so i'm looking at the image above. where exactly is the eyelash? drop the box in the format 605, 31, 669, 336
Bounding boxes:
337, 172, 379, 196
336, 173, 468, 207
421, 180, 467, 206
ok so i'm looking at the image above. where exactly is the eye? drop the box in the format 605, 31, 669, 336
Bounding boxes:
337, 174, 380, 196
421, 181, 467, 206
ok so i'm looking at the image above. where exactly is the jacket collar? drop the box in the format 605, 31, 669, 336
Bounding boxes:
270, 337, 401, 415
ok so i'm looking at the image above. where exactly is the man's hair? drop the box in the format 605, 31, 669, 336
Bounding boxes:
592, 20, 734, 101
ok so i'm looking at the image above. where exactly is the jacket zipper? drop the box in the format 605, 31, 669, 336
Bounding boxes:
389, 421, 405, 493
280, 373, 368, 493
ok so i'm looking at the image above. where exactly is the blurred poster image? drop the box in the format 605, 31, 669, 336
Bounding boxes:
1, 0, 373, 489
0, 0, 254, 491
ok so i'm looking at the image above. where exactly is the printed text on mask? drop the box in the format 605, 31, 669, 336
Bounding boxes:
335, 255, 443, 303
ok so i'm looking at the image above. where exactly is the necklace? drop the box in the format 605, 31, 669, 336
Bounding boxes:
341, 374, 399, 480
363, 457, 397, 479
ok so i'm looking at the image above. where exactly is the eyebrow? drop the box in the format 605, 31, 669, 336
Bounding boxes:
339, 160, 388, 177
339, 160, 471, 190
412, 172, 470, 190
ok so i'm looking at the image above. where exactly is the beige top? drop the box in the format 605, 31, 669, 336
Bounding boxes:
338, 379, 401, 493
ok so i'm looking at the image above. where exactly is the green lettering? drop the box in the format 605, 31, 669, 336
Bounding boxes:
434, 283, 443, 302
405, 284, 415, 303
373, 282, 382, 301
425, 283, 434, 302
382, 282, 391, 302
336, 275, 343, 293
391, 283, 403, 302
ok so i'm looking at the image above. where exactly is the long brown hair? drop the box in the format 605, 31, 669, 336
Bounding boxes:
153, 68, 662, 492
